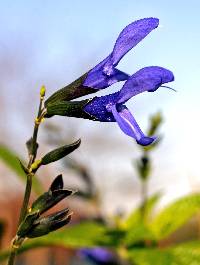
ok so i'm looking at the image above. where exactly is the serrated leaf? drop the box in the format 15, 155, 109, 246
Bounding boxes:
41, 139, 81, 165
45, 99, 95, 120
0, 144, 43, 194
45, 73, 96, 106
149, 194, 200, 240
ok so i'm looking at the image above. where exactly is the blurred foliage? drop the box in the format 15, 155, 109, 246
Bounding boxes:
1, 112, 200, 265
128, 241, 200, 265
124, 192, 161, 229
149, 194, 200, 240
0, 144, 43, 194
1, 192, 200, 263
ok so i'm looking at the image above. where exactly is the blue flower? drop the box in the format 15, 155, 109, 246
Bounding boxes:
83, 17, 159, 89
84, 66, 174, 146
45, 17, 174, 147
79, 247, 117, 265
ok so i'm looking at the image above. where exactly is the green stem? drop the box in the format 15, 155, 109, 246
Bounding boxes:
7, 251, 15, 265
18, 173, 32, 225
7, 95, 44, 265
18, 102, 42, 223
141, 180, 148, 219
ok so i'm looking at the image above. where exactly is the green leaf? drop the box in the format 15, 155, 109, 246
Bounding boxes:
128, 241, 200, 265
41, 139, 81, 165
128, 248, 173, 265
150, 194, 200, 240
171, 241, 200, 265
124, 223, 155, 247
121, 193, 161, 246
0, 144, 43, 194
124, 192, 161, 229
0, 221, 120, 261
24, 221, 119, 248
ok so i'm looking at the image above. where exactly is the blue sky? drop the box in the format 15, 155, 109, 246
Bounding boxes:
0, 0, 200, 211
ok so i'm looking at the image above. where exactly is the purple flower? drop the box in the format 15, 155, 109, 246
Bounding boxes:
79, 248, 116, 265
83, 17, 159, 89
84, 66, 174, 146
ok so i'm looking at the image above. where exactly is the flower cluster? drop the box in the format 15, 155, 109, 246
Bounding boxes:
45, 17, 174, 146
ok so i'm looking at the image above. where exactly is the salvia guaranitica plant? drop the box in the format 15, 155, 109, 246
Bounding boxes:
7, 17, 174, 265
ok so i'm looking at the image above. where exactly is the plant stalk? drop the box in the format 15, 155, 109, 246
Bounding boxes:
7, 93, 45, 265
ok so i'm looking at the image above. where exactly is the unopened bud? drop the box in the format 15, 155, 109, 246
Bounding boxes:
40, 85, 46, 98
30, 159, 42, 172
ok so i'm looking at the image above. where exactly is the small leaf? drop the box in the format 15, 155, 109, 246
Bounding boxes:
44, 73, 95, 106
0, 144, 43, 194
31, 175, 73, 214
45, 99, 95, 119
41, 139, 81, 165
50, 174, 64, 191
26, 137, 39, 157
147, 112, 163, 136
19, 160, 30, 175
136, 156, 151, 181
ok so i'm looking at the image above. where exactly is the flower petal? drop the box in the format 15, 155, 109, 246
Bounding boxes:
111, 105, 155, 146
108, 18, 159, 67
83, 55, 129, 89
118, 66, 174, 103
84, 92, 119, 121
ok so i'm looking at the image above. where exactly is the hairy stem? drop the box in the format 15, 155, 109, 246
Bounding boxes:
7, 93, 45, 265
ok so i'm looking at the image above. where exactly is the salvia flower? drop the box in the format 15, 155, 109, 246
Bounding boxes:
83, 17, 159, 89
84, 66, 174, 146
45, 18, 159, 104
44, 17, 175, 146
